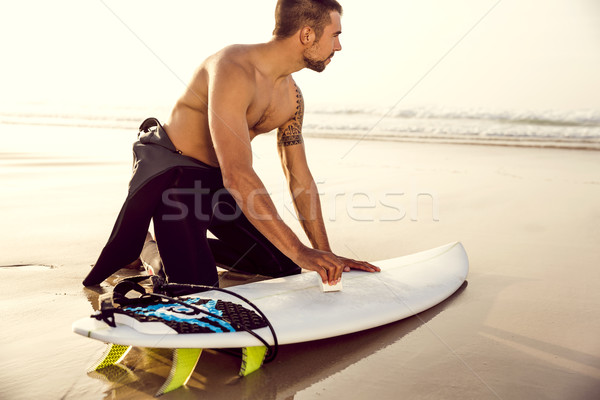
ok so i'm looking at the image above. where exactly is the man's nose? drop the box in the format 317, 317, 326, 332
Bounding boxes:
335, 38, 342, 52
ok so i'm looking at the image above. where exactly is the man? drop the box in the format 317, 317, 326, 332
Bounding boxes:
83, 0, 379, 289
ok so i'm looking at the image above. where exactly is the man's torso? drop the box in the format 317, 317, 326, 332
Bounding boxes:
163, 44, 298, 166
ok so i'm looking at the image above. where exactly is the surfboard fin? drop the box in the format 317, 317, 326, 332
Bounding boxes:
156, 348, 202, 396
88, 344, 132, 373
88, 363, 138, 385
239, 346, 267, 377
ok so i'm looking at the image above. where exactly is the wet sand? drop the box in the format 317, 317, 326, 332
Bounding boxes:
1, 123, 599, 399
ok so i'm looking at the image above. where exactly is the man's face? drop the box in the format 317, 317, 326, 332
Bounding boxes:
303, 11, 342, 73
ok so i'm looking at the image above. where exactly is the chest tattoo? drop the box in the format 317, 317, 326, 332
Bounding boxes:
277, 83, 304, 147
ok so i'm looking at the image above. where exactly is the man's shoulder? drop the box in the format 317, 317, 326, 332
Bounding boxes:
206, 44, 258, 80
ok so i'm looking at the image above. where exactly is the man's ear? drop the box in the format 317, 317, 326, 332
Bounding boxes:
299, 26, 315, 46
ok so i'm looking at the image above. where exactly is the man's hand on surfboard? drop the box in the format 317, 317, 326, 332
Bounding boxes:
338, 257, 381, 274
295, 247, 380, 285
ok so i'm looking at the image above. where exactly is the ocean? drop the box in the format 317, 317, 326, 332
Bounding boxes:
1, 102, 599, 150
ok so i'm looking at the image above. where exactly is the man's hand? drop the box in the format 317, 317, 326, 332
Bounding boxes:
338, 257, 381, 274
294, 246, 381, 285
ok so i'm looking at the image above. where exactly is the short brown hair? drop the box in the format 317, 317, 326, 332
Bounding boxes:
273, 0, 343, 40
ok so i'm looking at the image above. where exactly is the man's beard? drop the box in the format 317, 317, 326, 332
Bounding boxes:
303, 46, 334, 73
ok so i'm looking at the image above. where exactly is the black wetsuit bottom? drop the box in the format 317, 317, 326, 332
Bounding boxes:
152, 166, 301, 287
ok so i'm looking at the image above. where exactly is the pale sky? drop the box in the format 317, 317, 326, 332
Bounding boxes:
1, 0, 599, 113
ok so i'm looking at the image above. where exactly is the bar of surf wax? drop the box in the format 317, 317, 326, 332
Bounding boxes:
321, 278, 343, 292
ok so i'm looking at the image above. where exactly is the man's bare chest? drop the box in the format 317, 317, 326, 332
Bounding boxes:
247, 81, 295, 134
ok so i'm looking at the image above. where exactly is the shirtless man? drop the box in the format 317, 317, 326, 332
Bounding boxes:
82, 0, 379, 290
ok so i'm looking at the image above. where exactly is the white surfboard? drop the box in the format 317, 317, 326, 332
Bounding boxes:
73, 242, 468, 395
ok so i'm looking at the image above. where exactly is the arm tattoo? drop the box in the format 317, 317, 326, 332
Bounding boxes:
277, 83, 304, 147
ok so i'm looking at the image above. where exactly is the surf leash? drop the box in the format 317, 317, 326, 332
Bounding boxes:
92, 275, 279, 363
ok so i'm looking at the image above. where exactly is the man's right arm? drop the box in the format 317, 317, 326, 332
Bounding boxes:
207, 61, 346, 284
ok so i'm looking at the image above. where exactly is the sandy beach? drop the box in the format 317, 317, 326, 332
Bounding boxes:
1, 122, 599, 399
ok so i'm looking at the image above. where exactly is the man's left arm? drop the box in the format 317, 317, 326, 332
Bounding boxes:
277, 82, 331, 252
277, 82, 380, 274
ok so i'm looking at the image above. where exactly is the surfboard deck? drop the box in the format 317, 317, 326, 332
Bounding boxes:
73, 241, 468, 395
